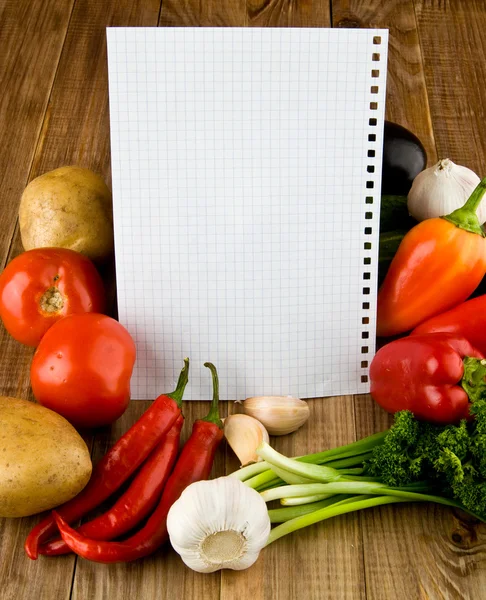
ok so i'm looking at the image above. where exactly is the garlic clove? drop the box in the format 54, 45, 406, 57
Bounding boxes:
241, 396, 310, 436
224, 413, 270, 466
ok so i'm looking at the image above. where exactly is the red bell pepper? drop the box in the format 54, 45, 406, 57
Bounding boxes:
412, 294, 486, 356
369, 333, 486, 424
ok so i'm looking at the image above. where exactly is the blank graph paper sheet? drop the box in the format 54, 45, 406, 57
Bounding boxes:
107, 27, 388, 400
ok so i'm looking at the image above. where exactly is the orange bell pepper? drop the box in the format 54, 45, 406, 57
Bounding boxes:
377, 178, 486, 337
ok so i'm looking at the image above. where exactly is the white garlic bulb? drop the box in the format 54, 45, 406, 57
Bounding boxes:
407, 159, 483, 223
167, 477, 270, 573
240, 396, 310, 436
224, 413, 270, 466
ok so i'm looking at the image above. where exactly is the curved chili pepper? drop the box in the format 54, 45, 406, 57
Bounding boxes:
25, 359, 189, 561
54, 362, 223, 563
377, 178, 486, 337
41, 414, 184, 556
370, 333, 486, 424
412, 294, 486, 355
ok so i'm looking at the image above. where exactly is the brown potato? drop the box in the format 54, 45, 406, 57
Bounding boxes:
0, 396, 92, 518
19, 166, 114, 263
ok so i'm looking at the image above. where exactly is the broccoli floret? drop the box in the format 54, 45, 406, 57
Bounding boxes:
366, 411, 425, 486
450, 477, 486, 522
361, 408, 486, 520
470, 398, 486, 435
434, 448, 465, 486
470, 434, 486, 479
436, 420, 470, 459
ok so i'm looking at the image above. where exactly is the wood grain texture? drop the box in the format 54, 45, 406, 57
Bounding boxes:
219, 4, 355, 598
0, 4, 78, 595
1, 1, 486, 599
354, 396, 486, 600
0, 0, 163, 400
332, 0, 437, 165
0, 0, 75, 270
159, 0, 247, 26
414, 0, 486, 174
247, 0, 330, 27
0, 0, 75, 396
222, 397, 366, 600
330, 2, 474, 598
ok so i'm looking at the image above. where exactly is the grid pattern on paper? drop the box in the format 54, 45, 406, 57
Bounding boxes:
106, 27, 388, 400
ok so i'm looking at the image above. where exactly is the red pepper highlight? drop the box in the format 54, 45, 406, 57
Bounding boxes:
412, 294, 486, 356
370, 333, 486, 424
54, 362, 224, 563
24, 359, 189, 560
41, 414, 184, 556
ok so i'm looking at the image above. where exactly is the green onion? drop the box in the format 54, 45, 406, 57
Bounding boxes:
266, 496, 414, 545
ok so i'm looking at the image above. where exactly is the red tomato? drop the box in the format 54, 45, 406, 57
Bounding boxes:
0, 248, 105, 346
31, 313, 136, 428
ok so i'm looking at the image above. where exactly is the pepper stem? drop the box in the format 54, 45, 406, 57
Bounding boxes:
202, 362, 223, 428
461, 357, 486, 404
442, 177, 486, 237
167, 358, 190, 407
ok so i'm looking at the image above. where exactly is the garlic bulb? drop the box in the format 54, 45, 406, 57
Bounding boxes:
407, 159, 484, 223
240, 396, 310, 435
224, 413, 269, 466
167, 477, 270, 573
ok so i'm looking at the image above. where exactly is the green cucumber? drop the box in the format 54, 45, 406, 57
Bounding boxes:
380, 195, 416, 233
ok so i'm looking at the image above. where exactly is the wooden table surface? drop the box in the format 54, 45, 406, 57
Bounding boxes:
1, 1, 486, 599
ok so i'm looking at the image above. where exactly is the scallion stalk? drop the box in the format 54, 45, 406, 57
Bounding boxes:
268, 495, 353, 522
266, 496, 414, 545
260, 481, 388, 503
280, 493, 332, 506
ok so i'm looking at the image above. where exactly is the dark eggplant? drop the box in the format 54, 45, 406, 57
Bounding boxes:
381, 121, 427, 195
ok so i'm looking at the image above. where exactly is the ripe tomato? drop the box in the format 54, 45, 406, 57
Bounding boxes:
0, 248, 105, 346
31, 313, 136, 428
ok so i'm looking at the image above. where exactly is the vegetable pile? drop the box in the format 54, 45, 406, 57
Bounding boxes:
231, 403, 486, 545
1, 124, 486, 575
24, 359, 227, 564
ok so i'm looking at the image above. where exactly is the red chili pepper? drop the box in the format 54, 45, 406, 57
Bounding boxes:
40, 414, 184, 556
370, 333, 486, 424
377, 179, 486, 337
412, 294, 486, 355
24, 359, 189, 561
53, 362, 223, 563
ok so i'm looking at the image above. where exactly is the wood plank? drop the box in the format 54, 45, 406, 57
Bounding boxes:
414, 0, 486, 174
0, 4, 77, 598
247, 0, 330, 27
0, 0, 75, 271
332, 0, 437, 165
215, 2, 365, 598
354, 396, 486, 600
71, 400, 227, 600
159, 0, 247, 26
330, 2, 486, 597
223, 396, 366, 600
24, 2, 217, 598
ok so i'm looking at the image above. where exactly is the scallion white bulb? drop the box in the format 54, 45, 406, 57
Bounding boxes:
167, 477, 271, 573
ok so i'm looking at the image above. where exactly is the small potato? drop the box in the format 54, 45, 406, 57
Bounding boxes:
0, 396, 92, 518
19, 166, 114, 263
